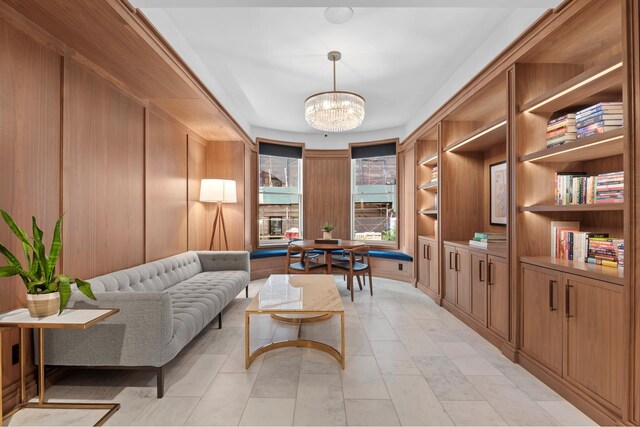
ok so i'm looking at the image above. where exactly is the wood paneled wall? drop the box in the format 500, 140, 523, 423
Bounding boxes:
0, 7, 247, 412
303, 151, 351, 240
399, 146, 416, 257
206, 141, 246, 250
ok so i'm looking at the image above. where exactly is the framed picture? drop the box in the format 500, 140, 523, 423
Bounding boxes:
490, 161, 507, 226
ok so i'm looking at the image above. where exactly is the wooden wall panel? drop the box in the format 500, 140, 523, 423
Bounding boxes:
145, 112, 188, 261
400, 146, 416, 257
303, 155, 351, 240
188, 136, 208, 250
0, 18, 61, 412
245, 146, 256, 251
206, 141, 245, 250
63, 60, 145, 279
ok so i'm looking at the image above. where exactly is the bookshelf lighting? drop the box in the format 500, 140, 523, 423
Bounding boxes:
523, 133, 624, 162
419, 153, 437, 166
522, 62, 623, 113
447, 119, 507, 152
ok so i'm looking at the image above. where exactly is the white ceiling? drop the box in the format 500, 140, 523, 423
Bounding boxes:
131, 1, 561, 148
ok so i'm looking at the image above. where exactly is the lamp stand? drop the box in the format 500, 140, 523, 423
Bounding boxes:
209, 201, 229, 251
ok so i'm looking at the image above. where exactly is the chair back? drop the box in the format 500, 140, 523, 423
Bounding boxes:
349, 245, 370, 268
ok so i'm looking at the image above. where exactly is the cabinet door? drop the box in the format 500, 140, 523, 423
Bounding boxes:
470, 252, 487, 325
487, 255, 509, 340
443, 244, 457, 304
564, 274, 624, 412
428, 242, 439, 294
521, 264, 563, 375
456, 248, 471, 313
417, 238, 430, 288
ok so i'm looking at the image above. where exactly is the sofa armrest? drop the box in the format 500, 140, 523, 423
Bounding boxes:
39, 291, 174, 367
196, 251, 250, 274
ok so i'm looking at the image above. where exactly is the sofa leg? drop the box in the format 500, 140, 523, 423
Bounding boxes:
217, 312, 222, 329
246, 285, 249, 298
156, 366, 165, 398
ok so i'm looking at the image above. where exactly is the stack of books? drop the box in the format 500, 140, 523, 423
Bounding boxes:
469, 232, 507, 249
431, 166, 438, 183
576, 102, 623, 138
554, 171, 624, 205
546, 114, 576, 147
587, 237, 622, 267
617, 243, 625, 268
550, 222, 624, 269
595, 171, 624, 204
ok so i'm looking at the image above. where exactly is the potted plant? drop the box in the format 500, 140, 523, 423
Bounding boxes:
321, 222, 335, 240
0, 210, 96, 317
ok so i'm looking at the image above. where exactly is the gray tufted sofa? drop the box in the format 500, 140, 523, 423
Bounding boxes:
39, 251, 250, 397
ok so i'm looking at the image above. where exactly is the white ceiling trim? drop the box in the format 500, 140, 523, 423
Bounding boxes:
133, 0, 559, 8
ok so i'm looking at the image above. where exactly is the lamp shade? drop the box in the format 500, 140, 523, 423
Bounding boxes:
200, 179, 237, 203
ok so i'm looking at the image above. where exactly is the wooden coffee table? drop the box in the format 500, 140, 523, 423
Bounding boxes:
245, 274, 345, 369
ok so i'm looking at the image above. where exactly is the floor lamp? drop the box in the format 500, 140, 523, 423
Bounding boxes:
200, 179, 237, 251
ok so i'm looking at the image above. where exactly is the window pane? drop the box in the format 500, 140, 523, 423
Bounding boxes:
352, 155, 397, 242
259, 153, 302, 246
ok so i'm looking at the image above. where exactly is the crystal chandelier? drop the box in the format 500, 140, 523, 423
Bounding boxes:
305, 51, 365, 132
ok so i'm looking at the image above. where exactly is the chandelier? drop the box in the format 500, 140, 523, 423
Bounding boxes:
305, 51, 365, 132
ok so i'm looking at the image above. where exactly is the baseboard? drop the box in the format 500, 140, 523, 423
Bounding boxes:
416, 281, 442, 305
518, 352, 623, 426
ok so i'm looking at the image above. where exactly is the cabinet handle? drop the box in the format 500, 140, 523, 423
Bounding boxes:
449, 251, 454, 270
427, 244, 431, 261
423, 244, 427, 259
565, 283, 574, 318
487, 261, 493, 285
455, 252, 460, 272
479, 259, 485, 282
548, 280, 557, 311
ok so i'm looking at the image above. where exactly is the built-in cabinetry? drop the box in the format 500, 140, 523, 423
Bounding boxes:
417, 236, 438, 294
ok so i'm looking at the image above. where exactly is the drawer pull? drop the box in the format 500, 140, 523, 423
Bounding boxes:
479, 259, 485, 282
548, 280, 557, 311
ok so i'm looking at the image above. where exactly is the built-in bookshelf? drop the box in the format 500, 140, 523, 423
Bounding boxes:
416, 127, 439, 238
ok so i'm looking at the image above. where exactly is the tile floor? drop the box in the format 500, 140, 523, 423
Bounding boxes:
4, 276, 597, 426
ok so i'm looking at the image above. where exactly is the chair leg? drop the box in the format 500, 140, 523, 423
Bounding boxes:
156, 366, 165, 398
350, 273, 354, 302
217, 312, 222, 329
368, 270, 373, 296
246, 285, 249, 298
356, 275, 363, 290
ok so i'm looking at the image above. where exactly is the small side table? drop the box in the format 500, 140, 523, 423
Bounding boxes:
0, 308, 120, 426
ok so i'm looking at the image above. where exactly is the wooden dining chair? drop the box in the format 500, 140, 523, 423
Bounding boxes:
331, 246, 372, 301
289, 239, 320, 261
286, 245, 327, 274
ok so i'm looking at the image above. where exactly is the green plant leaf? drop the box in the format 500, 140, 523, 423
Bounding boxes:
47, 215, 63, 279
0, 266, 20, 277
0, 243, 29, 285
26, 280, 45, 293
0, 210, 33, 265
31, 217, 49, 281
58, 276, 71, 314
75, 279, 97, 300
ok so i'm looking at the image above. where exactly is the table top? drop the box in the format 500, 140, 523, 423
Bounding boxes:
290, 239, 365, 250
246, 275, 344, 314
0, 308, 119, 329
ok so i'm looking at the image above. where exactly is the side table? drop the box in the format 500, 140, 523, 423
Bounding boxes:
0, 308, 119, 426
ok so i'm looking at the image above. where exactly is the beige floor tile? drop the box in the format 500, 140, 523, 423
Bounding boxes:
371, 340, 421, 375
165, 353, 227, 397
383, 374, 453, 426
185, 372, 257, 426
293, 373, 346, 426
220, 337, 269, 373
5, 408, 107, 426
239, 397, 296, 426
361, 317, 399, 341
131, 396, 199, 426
441, 400, 507, 426
345, 327, 373, 356
449, 356, 503, 376
436, 341, 480, 358
414, 356, 484, 401
344, 399, 400, 426
395, 328, 444, 357
251, 348, 302, 398
301, 348, 341, 374
537, 401, 598, 426
341, 355, 390, 399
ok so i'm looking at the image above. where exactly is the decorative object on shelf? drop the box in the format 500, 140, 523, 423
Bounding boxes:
200, 179, 237, 250
0, 210, 96, 317
321, 222, 335, 239
305, 51, 365, 132
489, 161, 507, 225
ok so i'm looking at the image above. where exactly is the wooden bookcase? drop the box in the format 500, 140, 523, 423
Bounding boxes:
408, 0, 637, 423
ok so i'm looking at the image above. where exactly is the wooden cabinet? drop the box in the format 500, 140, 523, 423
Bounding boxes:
418, 237, 438, 293
470, 251, 487, 325
444, 244, 457, 304
521, 264, 563, 375
521, 263, 625, 415
564, 274, 624, 412
456, 248, 471, 313
487, 255, 509, 340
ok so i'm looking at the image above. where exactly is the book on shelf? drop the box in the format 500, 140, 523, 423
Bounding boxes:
617, 243, 625, 268
550, 225, 623, 269
575, 102, 623, 139
431, 165, 438, 182
554, 171, 624, 205
469, 232, 507, 249
586, 237, 623, 267
550, 221, 579, 257
546, 114, 576, 148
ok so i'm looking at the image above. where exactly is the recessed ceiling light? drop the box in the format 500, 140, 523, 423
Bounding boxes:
324, 7, 354, 25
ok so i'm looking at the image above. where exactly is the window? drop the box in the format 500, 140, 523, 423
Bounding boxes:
351, 142, 397, 244
258, 142, 303, 246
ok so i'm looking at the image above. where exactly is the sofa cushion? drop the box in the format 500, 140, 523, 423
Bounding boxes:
88, 252, 203, 293
161, 270, 249, 362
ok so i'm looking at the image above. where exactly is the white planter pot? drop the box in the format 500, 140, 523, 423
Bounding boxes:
26, 292, 60, 317
322, 231, 332, 240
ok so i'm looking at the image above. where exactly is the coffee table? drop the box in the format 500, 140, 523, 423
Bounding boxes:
245, 274, 345, 369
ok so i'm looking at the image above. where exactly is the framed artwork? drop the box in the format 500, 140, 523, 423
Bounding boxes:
490, 161, 507, 226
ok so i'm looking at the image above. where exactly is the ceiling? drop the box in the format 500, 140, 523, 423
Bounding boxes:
131, 0, 561, 148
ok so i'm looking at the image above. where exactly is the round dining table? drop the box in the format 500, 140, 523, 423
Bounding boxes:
290, 239, 365, 274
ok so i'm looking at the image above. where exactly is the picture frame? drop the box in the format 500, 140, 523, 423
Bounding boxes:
490, 161, 507, 226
